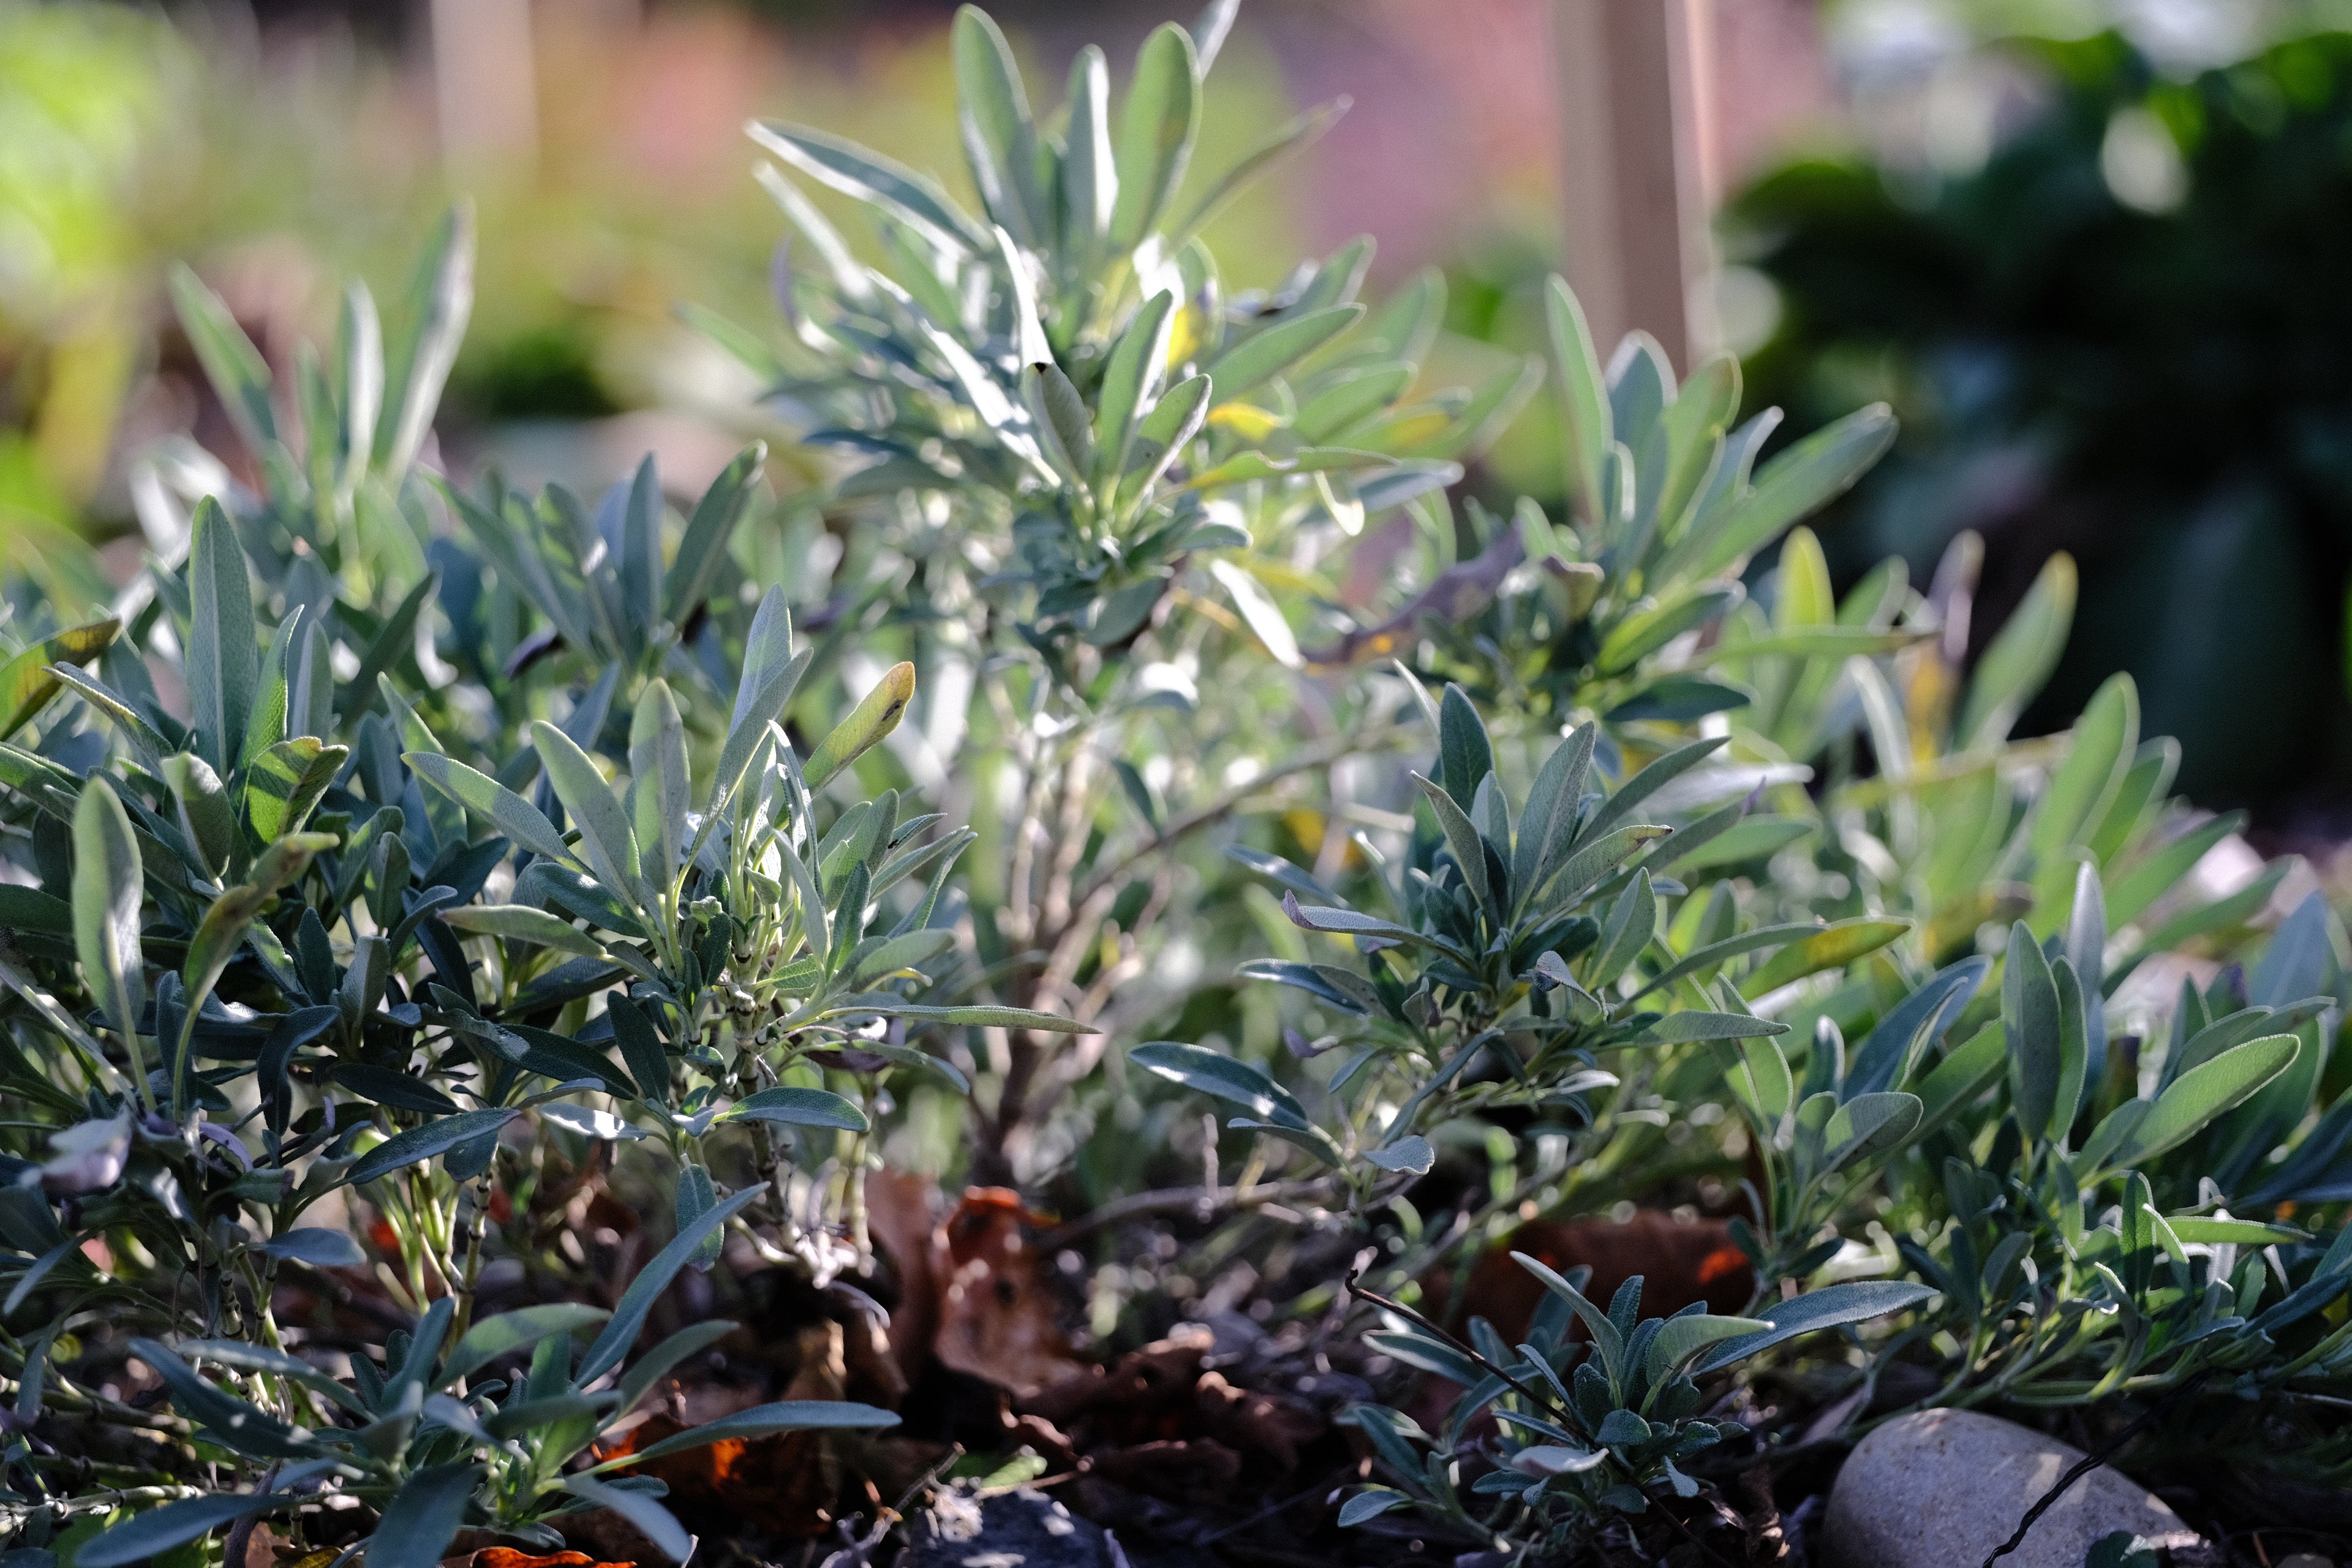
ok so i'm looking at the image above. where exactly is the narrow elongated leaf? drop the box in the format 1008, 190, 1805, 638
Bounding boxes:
2005, 922, 2063, 1142
614, 1321, 736, 1415
718, 1086, 869, 1133
1691, 1281, 1936, 1373
1208, 559, 1300, 669
609, 995, 671, 1106
1596, 587, 1741, 675
339, 279, 383, 481
1582, 736, 1728, 843
444, 1303, 611, 1384
164, 751, 236, 880
666, 443, 764, 624
1436, 682, 1494, 809
748, 121, 989, 254
1283, 898, 1453, 954
1647, 1011, 1789, 1044
337, 570, 443, 727
441, 905, 607, 959
1958, 552, 2076, 749
48, 663, 173, 758
1822, 1091, 1923, 1174
2032, 675, 2138, 872
1740, 919, 1909, 997
1683, 404, 1896, 580
1512, 1252, 1624, 1379
872, 1003, 1095, 1033
630, 680, 688, 894
1059, 43, 1117, 251
238, 610, 297, 774
2122, 1033, 2299, 1165
244, 738, 346, 843
179, 834, 334, 1044
2163, 1216, 2309, 1246
952, 6, 1044, 244
1206, 304, 1364, 399
186, 497, 257, 774
72, 780, 147, 1044
1172, 97, 1347, 244
1362, 1328, 1482, 1387
78, 1493, 295, 1568
1531, 823, 1671, 910
1128, 374, 1212, 492
1847, 958, 1989, 1098
168, 265, 276, 454
0, 884, 71, 935
1545, 276, 1610, 530
1913, 1022, 2008, 1142
1646, 1314, 1774, 1379
255, 1228, 367, 1267
406, 753, 574, 865
1131, 1039, 1308, 1125
363, 1463, 481, 1568
1631, 922, 1835, 1004
617, 455, 664, 641
2106, 811, 2244, 929
577, 1185, 763, 1385
350, 1108, 521, 1185
127, 1338, 315, 1460
1513, 722, 1598, 900
1108, 22, 1201, 248
1093, 290, 1176, 492
377, 206, 474, 478
530, 719, 647, 911
1720, 1032, 1795, 1128
1414, 772, 1496, 914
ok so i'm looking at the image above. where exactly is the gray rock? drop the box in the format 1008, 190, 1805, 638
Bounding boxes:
901, 1487, 1115, 1568
1825, 1409, 2202, 1568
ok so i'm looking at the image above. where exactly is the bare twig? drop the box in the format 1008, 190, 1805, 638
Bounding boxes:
1036, 1178, 1330, 1250
1980, 1372, 2213, 1568
1069, 723, 1416, 913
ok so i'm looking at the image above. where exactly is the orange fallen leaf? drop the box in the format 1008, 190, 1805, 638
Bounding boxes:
455, 1551, 633, 1568
1193, 1370, 1323, 1471
929, 1187, 1087, 1398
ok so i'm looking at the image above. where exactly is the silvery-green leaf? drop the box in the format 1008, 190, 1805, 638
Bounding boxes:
1363, 1136, 1434, 1175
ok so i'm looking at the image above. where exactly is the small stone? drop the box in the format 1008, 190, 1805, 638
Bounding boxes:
1824, 1409, 2201, 1568
902, 1486, 1114, 1568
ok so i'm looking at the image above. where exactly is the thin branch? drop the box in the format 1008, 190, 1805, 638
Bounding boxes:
1980, 1371, 2213, 1568
1070, 722, 1417, 911
1037, 1177, 1330, 1250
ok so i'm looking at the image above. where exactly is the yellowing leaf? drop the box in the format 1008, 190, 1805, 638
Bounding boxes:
1740, 919, 1910, 997
805, 661, 916, 789
1206, 402, 1285, 441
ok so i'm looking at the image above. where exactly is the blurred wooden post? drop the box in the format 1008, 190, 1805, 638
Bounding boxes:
431, 0, 540, 171
1552, 0, 1719, 370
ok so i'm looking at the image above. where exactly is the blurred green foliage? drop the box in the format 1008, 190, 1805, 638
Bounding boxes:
1733, 27, 2352, 807
0, 0, 1329, 616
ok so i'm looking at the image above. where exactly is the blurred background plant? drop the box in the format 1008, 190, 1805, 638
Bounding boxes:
12, 0, 2352, 1561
